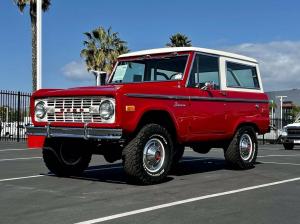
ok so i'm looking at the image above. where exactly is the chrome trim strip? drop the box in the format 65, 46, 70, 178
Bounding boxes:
125, 93, 269, 103
26, 126, 122, 140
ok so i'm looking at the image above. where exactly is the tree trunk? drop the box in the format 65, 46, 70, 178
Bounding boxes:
30, 5, 37, 92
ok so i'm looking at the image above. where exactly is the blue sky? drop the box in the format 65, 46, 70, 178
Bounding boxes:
1, 0, 300, 92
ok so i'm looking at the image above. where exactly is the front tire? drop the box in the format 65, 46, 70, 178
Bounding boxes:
224, 126, 258, 169
283, 143, 294, 150
43, 138, 92, 176
122, 124, 174, 184
172, 145, 185, 167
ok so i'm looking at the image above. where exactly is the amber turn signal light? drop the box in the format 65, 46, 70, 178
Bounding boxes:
126, 105, 135, 112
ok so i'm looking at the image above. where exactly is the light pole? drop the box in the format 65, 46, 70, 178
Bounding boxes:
270, 100, 274, 126
90, 70, 107, 86
276, 96, 287, 129
36, 0, 42, 90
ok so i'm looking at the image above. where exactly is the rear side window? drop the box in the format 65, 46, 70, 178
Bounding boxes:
226, 62, 260, 89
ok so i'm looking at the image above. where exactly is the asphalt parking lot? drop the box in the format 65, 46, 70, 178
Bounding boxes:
0, 142, 300, 224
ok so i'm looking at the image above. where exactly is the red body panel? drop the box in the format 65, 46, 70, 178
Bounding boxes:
27, 135, 45, 148
28, 50, 270, 146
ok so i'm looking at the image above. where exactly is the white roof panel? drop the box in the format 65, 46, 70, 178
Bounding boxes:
119, 47, 257, 63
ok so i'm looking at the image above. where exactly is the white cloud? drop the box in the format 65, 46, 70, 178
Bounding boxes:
225, 41, 300, 91
61, 41, 300, 91
61, 61, 93, 81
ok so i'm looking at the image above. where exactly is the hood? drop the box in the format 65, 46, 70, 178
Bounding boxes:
285, 122, 300, 128
33, 84, 124, 98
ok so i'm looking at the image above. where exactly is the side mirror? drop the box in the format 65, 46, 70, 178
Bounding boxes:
201, 81, 215, 91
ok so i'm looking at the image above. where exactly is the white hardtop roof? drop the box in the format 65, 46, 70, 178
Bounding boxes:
119, 47, 257, 63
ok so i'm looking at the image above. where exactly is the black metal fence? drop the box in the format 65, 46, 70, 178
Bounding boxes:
270, 118, 294, 130
0, 90, 31, 141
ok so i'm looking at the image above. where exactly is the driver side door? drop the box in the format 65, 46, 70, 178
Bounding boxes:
186, 53, 228, 139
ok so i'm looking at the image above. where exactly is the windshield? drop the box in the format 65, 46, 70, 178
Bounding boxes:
110, 55, 188, 83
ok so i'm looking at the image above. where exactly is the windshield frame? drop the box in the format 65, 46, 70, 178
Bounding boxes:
108, 53, 190, 84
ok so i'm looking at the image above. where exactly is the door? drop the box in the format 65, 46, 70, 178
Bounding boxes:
186, 53, 228, 139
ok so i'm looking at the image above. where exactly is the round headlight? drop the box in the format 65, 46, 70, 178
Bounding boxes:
99, 100, 114, 120
35, 101, 46, 119
282, 127, 288, 137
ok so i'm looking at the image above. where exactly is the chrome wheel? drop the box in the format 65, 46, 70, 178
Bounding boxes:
143, 138, 165, 173
239, 133, 253, 161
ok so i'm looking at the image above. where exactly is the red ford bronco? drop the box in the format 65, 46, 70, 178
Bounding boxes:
27, 47, 270, 184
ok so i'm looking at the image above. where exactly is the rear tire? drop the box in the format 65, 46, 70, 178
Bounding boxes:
283, 143, 294, 150
122, 124, 174, 185
224, 126, 258, 169
43, 138, 92, 176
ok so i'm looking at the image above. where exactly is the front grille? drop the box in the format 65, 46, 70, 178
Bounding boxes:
287, 128, 300, 136
46, 97, 102, 123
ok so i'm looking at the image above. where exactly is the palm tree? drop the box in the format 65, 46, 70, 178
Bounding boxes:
13, 0, 51, 92
80, 27, 129, 76
166, 33, 192, 47
269, 100, 277, 112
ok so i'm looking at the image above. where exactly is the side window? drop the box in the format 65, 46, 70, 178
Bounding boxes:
226, 62, 260, 89
188, 54, 220, 89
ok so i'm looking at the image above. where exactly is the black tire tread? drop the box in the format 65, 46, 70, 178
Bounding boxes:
122, 123, 173, 184
224, 126, 258, 169
171, 145, 185, 169
283, 143, 294, 150
43, 141, 91, 176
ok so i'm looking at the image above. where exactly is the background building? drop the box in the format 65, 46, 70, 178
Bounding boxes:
267, 89, 300, 127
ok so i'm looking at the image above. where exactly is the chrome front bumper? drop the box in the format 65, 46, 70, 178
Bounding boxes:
26, 125, 122, 140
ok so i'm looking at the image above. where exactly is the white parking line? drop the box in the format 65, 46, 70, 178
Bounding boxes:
260, 161, 300, 166
0, 175, 43, 182
258, 154, 300, 158
74, 177, 300, 224
0, 148, 29, 152
0, 157, 42, 162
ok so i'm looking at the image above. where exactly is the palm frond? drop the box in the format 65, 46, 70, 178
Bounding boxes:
166, 33, 192, 47
81, 26, 129, 75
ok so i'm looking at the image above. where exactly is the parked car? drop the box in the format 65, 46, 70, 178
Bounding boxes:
0, 122, 14, 138
26, 47, 270, 184
281, 114, 300, 150
0, 122, 27, 138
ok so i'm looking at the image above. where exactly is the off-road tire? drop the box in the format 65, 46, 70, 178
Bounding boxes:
43, 139, 92, 176
224, 126, 258, 169
171, 145, 185, 168
122, 124, 174, 185
283, 143, 294, 150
